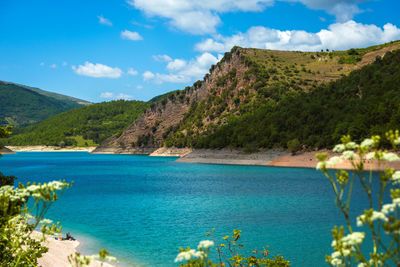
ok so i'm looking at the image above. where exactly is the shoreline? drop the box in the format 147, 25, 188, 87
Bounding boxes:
176, 148, 400, 171
6, 146, 96, 152
33, 231, 114, 267
5, 146, 400, 171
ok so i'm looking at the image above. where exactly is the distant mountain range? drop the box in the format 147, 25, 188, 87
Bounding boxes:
0, 81, 91, 126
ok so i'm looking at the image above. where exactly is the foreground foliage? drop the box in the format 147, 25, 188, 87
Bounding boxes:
316, 130, 400, 266
175, 229, 289, 267
0, 126, 116, 266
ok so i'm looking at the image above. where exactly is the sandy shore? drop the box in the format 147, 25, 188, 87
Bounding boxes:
6, 146, 96, 152
176, 148, 288, 166
0, 146, 15, 154
175, 148, 400, 170
150, 147, 193, 157
33, 231, 114, 267
267, 149, 400, 170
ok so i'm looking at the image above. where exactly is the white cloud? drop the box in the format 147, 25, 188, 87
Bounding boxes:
295, 0, 364, 22
100, 92, 132, 100
50, 64, 57, 68
121, 30, 143, 41
127, 0, 370, 34
40, 62, 45, 66
72, 62, 123, 78
166, 59, 187, 71
195, 21, 400, 52
62, 62, 68, 67
127, 68, 138, 75
127, 0, 274, 34
152, 54, 172, 62
98, 15, 112, 26
143, 71, 155, 80
136, 85, 143, 89
143, 52, 222, 84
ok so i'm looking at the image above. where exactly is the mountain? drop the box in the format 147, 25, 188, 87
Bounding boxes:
0, 81, 90, 126
3, 100, 148, 146
94, 40, 400, 154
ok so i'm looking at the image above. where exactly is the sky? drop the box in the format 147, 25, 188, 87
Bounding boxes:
0, 0, 400, 103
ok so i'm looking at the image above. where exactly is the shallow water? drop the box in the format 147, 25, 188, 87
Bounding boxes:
0, 152, 375, 266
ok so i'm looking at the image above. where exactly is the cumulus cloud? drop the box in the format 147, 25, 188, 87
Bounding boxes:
127, 0, 371, 34
143, 52, 223, 84
40, 62, 45, 66
152, 54, 172, 62
127, 68, 138, 75
296, 0, 364, 22
100, 92, 132, 100
50, 64, 57, 68
62, 62, 68, 67
121, 30, 143, 41
143, 71, 155, 81
195, 21, 400, 52
166, 59, 187, 71
98, 15, 112, 26
127, 0, 274, 34
72, 62, 122, 78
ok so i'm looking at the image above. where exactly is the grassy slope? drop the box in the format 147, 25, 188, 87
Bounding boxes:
163, 41, 400, 150
4, 100, 148, 146
0, 81, 90, 126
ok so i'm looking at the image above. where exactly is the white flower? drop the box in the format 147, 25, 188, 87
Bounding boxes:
40, 219, 53, 224
198, 240, 214, 249
330, 258, 343, 266
394, 137, 400, 145
357, 211, 387, 226
341, 232, 365, 246
48, 181, 63, 190
342, 151, 359, 160
316, 162, 326, 170
382, 152, 400, 162
333, 144, 346, 153
360, 139, 374, 149
382, 198, 400, 215
174, 249, 205, 263
326, 156, 343, 167
331, 251, 341, 258
365, 152, 376, 160
26, 185, 40, 192
345, 142, 357, 150
392, 171, 400, 184
357, 263, 367, 267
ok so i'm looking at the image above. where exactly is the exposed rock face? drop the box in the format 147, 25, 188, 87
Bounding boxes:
0, 146, 15, 154
93, 49, 249, 154
93, 42, 400, 154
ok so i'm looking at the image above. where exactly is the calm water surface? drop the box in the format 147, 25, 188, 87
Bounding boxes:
0, 152, 373, 266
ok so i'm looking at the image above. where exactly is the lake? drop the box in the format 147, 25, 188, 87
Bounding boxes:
0, 152, 372, 266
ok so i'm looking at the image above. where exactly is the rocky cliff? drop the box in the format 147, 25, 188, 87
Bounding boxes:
93, 41, 400, 154
93, 48, 249, 153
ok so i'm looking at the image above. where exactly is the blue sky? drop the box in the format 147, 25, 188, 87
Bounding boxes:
1, 0, 399, 103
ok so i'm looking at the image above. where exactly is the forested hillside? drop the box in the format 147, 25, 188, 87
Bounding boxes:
97, 41, 400, 153
3, 100, 148, 146
166, 49, 400, 150
0, 81, 90, 126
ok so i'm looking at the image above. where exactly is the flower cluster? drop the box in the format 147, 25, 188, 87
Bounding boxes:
357, 210, 388, 227
174, 248, 205, 262
318, 132, 400, 267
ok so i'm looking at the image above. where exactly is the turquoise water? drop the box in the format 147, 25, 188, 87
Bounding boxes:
0, 152, 373, 266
